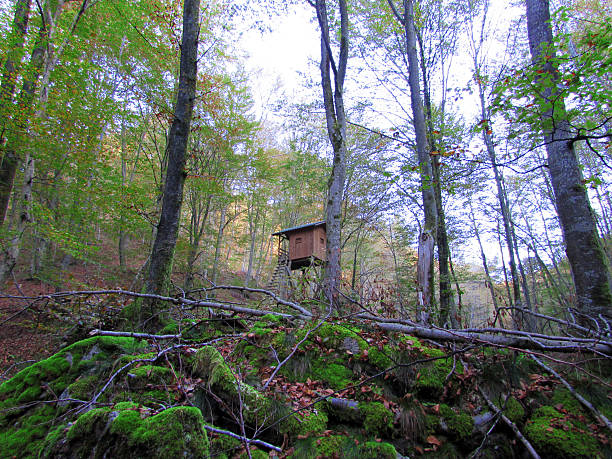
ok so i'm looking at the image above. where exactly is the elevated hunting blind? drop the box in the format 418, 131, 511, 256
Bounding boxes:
266, 221, 327, 297
272, 221, 327, 270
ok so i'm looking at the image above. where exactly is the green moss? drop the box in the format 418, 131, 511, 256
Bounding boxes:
359, 402, 394, 437
368, 346, 393, 369
524, 406, 601, 458
52, 405, 209, 458
67, 374, 99, 400
192, 346, 283, 429
127, 365, 173, 390
414, 355, 463, 399
311, 362, 352, 390
239, 449, 269, 459
551, 388, 585, 415
439, 404, 473, 441
0, 404, 56, 458
209, 430, 242, 459
314, 324, 367, 351
317, 435, 353, 457
116, 352, 157, 367
110, 408, 143, 436
360, 441, 397, 459
281, 410, 328, 437
502, 396, 525, 423
0, 336, 145, 401
133, 407, 209, 457
66, 407, 111, 441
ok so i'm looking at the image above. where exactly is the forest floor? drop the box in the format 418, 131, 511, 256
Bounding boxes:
1, 245, 611, 458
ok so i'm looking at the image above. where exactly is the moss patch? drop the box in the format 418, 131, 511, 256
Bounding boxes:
359, 401, 394, 437
361, 441, 397, 459
439, 404, 473, 441
44, 405, 209, 458
524, 406, 601, 458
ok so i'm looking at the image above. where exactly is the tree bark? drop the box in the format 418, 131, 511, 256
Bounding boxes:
143, 0, 200, 328
315, 0, 349, 308
526, 0, 612, 324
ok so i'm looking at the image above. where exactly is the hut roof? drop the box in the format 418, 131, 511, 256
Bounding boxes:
272, 221, 326, 237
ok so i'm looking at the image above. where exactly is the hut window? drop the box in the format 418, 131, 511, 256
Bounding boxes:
296, 237, 302, 244
320, 238, 324, 245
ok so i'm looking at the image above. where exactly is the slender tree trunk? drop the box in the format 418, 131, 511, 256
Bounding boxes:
469, 203, 500, 324
315, 0, 349, 308
387, 0, 437, 321
184, 195, 210, 291
415, 22, 455, 327
526, 0, 612, 324
211, 204, 226, 287
143, 0, 200, 328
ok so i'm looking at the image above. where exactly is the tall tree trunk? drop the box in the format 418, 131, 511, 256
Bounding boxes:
315, 0, 349, 308
415, 23, 455, 327
143, 0, 200, 328
387, 0, 437, 321
526, 0, 612, 324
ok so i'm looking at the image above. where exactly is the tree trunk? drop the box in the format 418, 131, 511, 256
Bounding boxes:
469, 202, 500, 325
388, 0, 438, 318
143, 0, 200, 328
526, 0, 612, 324
211, 204, 226, 287
315, 0, 349, 308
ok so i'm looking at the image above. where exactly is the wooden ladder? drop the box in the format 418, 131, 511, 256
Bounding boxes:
266, 249, 291, 296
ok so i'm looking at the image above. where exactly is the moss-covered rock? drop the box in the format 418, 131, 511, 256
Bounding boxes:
359, 401, 394, 437
209, 430, 242, 459
524, 406, 601, 458
281, 410, 328, 437
501, 396, 525, 424
368, 345, 393, 369
0, 337, 148, 458
316, 435, 358, 458
42, 405, 209, 458
127, 364, 173, 389
439, 404, 474, 441
360, 440, 397, 459
413, 349, 463, 399
192, 346, 284, 430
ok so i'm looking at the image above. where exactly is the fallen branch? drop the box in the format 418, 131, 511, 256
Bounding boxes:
530, 355, 612, 432
477, 386, 541, 459
194, 284, 313, 317
373, 322, 612, 355
90, 329, 182, 340
3, 289, 612, 355
203, 424, 281, 453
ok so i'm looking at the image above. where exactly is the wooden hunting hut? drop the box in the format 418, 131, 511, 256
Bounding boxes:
272, 221, 327, 270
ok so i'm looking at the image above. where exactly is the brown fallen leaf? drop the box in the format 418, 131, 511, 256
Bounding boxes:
426, 435, 442, 446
